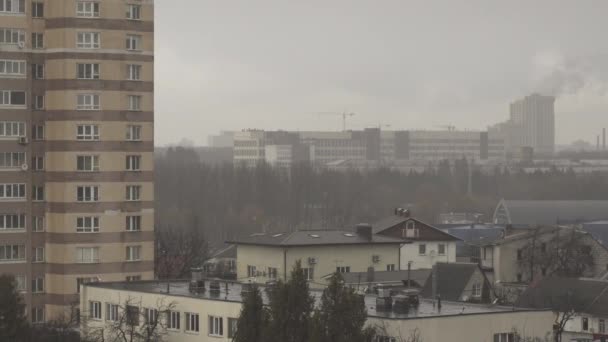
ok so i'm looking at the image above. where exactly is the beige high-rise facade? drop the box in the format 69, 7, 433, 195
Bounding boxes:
0, 0, 154, 323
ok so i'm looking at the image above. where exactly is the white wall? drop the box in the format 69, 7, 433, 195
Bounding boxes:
400, 241, 456, 270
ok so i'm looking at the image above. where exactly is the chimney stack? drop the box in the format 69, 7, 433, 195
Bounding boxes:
356, 223, 373, 241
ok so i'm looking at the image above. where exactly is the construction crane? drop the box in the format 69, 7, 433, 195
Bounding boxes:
316, 112, 356, 131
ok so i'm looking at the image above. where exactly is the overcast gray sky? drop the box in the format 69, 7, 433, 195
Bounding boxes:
155, 0, 608, 146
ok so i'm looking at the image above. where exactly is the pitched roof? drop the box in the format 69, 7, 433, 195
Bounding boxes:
516, 277, 608, 316
341, 269, 432, 287
372, 216, 461, 241
226, 230, 405, 247
419, 263, 481, 301
210, 244, 236, 259
494, 199, 608, 226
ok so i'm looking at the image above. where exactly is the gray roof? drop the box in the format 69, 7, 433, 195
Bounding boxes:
227, 230, 405, 247
86, 279, 546, 320
516, 277, 608, 316
420, 263, 481, 301
372, 215, 409, 234
341, 269, 432, 287
494, 199, 608, 226
583, 222, 608, 248
210, 245, 236, 259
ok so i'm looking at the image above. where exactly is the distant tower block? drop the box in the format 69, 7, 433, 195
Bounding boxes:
603, 128, 606, 150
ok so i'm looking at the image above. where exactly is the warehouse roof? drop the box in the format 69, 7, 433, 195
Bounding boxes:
493, 199, 608, 226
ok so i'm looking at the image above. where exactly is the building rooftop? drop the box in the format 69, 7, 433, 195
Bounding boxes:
493, 199, 608, 226
86, 280, 546, 320
341, 269, 432, 288
419, 263, 486, 302
226, 229, 406, 247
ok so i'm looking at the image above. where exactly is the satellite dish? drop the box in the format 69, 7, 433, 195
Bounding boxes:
21, 164, 28, 171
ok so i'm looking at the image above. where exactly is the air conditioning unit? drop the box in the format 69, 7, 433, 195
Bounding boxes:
308, 257, 317, 265
18, 136, 28, 145
20, 164, 28, 171
18, 41, 25, 49
372, 255, 381, 263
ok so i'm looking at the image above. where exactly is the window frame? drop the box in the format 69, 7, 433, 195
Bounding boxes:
76, 155, 100, 172
31, 2, 43, 17
126, 125, 142, 141
126, 185, 141, 201
0, 213, 26, 230
208, 316, 223, 337
126, 245, 141, 261
76, 63, 100, 80
76, 247, 100, 264
185, 312, 200, 333
126, 4, 141, 20
125, 34, 142, 51
126, 215, 141, 232
89, 301, 102, 320
76, 1, 99, 18
76, 124, 100, 141
76, 185, 99, 202
76, 216, 100, 233
76, 94, 100, 110
76, 31, 100, 49
0, 0, 26, 14
0, 60, 26, 77
167, 311, 180, 330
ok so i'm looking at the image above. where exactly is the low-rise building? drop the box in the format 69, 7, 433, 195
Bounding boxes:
420, 262, 495, 303
81, 279, 554, 342
373, 210, 461, 270
516, 277, 608, 342
227, 225, 404, 287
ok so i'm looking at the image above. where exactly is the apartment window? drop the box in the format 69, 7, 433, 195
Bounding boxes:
126, 246, 141, 261
76, 1, 99, 17
493, 333, 514, 342
336, 266, 350, 274
0, 152, 25, 169
31, 33, 43, 49
0, 183, 26, 199
32, 216, 44, 232
76, 94, 100, 110
0, 90, 26, 106
126, 215, 141, 231
128, 95, 141, 111
15, 274, 25, 291
0, 214, 25, 230
77, 155, 100, 171
0, 244, 25, 261
33, 95, 44, 110
106, 303, 119, 321
144, 308, 157, 325
375, 336, 397, 342
32, 2, 43, 17
418, 244, 426, 255
438, 244, 446, 255
126, 185, 141, 201
268, 267, 278, 280
76, 216, 99, 233
302, 267, 314, 281
32, 307, 44, 324
472, 283, 482, 297
228, 318, 238, 339
77, 63, 100, 79
0, 28, 26, 45
126, 4, 141, 19
31, 185, 44, 201
0, 121, 25, 137
582, 317, 589, 331
0, 0, 25, 14
247, 265, 256, 277
32, 124, 44, 140
126, 155, 141, 171
126, 275, 141, 282
76, 277, 99, 293
76, 124, 99, 140
126, 34, 141, 51
76, 247, 99, 263
32, 247, 44, 263
0, 60, 26, 77
386, 264, 395, 271
600, 319, 606, 334
126, 125, 142, 141
209, 316, 223, 337
77, 32, 100, 49
32, 155, 44, 171
77, 185, 99, 202
127, 64, 141, 80
126, 305, 139, 326
89, 301, 102, 320
163, 311, 179, 330
31, 276, 44, 293
186, 312, 199, 333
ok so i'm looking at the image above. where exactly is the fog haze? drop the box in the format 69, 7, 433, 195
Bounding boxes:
155, 0, 608, 145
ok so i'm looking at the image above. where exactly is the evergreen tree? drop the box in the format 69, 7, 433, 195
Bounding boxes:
310, 272, 373, 342
267, 261, 314, 342
0, 274, 29, 341
233, 285, 267, 342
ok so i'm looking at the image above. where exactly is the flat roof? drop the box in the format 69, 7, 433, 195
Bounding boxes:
86, 280, 547, 320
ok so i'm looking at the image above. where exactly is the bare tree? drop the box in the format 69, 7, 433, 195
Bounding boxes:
372, 322, 423, 342
155, 224, 208, 279
82, 296, 176, 342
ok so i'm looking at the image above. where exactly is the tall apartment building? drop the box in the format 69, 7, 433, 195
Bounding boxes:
509, 93, 556, 155
0, 0, 154, 323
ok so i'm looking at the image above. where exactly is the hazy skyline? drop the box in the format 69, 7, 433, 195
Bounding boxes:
155, 0, 608, 146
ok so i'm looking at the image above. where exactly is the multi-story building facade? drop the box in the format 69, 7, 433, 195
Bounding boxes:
0, 0, 154, 323
509, 93, 555, 156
